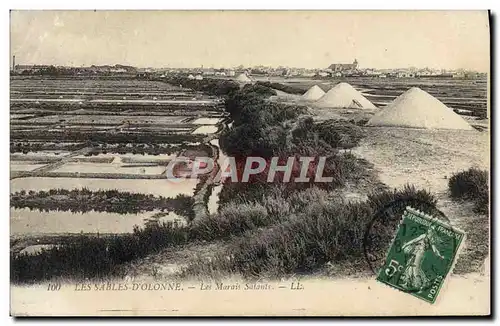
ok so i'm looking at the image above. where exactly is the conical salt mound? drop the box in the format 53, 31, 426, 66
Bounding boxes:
315, 82, 377, 109
235, 73, 252, 83
111, 156, 123, 165
367, 87, 473, 130
302, 85, 325, 101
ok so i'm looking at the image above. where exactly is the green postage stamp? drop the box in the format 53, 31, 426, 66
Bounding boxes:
376, 207, 466, 304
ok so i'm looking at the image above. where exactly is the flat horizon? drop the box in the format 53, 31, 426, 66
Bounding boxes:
9, 62, 488, 73
10, 11, 490, 72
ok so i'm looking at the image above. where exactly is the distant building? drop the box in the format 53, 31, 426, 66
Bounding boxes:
109, 67, 127, 73
301, 71, 316, 77
328, 59, 359, 72
397, 71, 415, 78
14, 64, 34, 72
14, 64, 51, 73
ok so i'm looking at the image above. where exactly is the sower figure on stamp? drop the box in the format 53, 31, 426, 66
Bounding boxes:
399, 227, 445, 292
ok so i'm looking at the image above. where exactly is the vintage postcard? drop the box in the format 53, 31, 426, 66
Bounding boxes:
9, 10, 490, 316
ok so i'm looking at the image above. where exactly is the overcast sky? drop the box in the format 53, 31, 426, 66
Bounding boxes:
10, 10, 490, 71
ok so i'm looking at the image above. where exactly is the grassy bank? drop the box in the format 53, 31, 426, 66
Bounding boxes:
448, 168, 489, 274
11, 130, 204, 144
181, 185, 439, 279
10, 189, 195, 218
256, 81, 306, 95
11, 184, 439, 283
11, 222, 189, 283
11, 142, 86, 153
448, 168, 489, 214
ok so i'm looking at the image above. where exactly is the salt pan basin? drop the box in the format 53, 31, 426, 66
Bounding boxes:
10, 162, 46, 172
11, 177, 199, 198
192, 125, 218, 134
73, 153, 177, 163
53, 162, 166, 175
10, 208, 185, 235
191, 118, 221, 125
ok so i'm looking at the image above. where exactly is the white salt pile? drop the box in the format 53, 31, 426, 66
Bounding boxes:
367, 87, 473, 130
111, 156, 123, 165
235, 73, 252, 83
302, 85, 326, 101
315, 82, 377, 109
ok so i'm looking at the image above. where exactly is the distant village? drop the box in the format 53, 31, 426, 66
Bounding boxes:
10, 58, 486, 79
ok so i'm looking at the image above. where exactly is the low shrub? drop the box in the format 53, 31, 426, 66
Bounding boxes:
10, 142, 86, 153
367, 184, 438, 216
12, 184, 439, 282
191, 187, 329, 242
162, 76, 240, 97
82, 143, 208, 157
192, 202, 269, 240
182, 200, 373, 278
10, 130, 204, 144
11, 221, 189, 283
287, 187, 330, 212
255, 81, 306, 95
182, 185, 438, 279
291, 118, 365, 150
448, 168, 489, 214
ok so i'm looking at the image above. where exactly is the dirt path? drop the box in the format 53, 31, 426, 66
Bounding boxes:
351, 126, 490, 274
351, 127, 488, 219
119, 241, 226, 281
351, 127, 488, 197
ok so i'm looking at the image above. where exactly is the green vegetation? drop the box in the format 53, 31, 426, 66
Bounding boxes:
10, 141, 203, 156
10, 183, 440, 283
10, 142, 86, 153
219, 84, 370, 201
220, 84, 305, 158
11, 222, 189, 283
11, 130, 204, 144
448, 168, 489, 214
162, 76, 240, 97
256, 81, 306, 95
292, 117, 366, 151
180, 84, 442, 279
82, 142, 211, 157
192, 187, 328, 241
11, 101, 221, 112
10, 141, 211, 157
181, 185, 438, 279
10, 189, 195, 219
